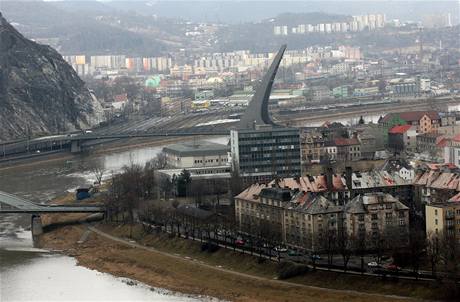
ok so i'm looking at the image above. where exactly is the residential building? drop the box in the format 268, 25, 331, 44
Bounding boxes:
332, 85, 351, 99
425, 194, 460, 244
334, 137, 361, 162
300, 130, 325, 164
230, 127, 301, 184
380, 158, 415, 181
323, 140, 338, 161
416, 132, 445, 157
235, 184, 409, 251
444, 134, 460, 167
380, 111, 441, 135
311, 86, 333, 101
413, 166, 460, 204
344, 193, 409, 246
388, 124, 417, 153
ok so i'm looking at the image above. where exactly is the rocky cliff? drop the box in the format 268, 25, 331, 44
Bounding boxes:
0, 13, 104, 140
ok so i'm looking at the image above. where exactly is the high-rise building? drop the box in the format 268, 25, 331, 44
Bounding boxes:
230, 126, 301, 184
282, 26, 288, 36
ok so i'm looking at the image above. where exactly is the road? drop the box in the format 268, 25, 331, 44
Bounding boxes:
86, 224, 421, 301
140, 221, 438, 282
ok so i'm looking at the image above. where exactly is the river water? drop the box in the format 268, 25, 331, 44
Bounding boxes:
0, 137, 228, 302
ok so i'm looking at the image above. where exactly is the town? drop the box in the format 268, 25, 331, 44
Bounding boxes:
1, 2, 460, 301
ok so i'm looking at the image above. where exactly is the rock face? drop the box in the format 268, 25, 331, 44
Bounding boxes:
0, 13, 104, 140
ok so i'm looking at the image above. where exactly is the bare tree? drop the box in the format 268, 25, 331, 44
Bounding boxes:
426, 231, 441, 278
337, 227, 353, 272
408, 226, 426, 279
151, 152, 168, 169
91, 166, 105, 185
322, 229, 337, 269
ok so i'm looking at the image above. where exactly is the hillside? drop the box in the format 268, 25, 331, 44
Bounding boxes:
0, 13, 104, 140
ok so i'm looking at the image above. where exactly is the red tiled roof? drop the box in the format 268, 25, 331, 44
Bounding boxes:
388, 124, 412, 134
334, 138, 360, 146
436, 138, 450, 148
449, 192, 460, 203
453, 134, 460, 142
114, 93, 128, 102
382, 111, 440, 123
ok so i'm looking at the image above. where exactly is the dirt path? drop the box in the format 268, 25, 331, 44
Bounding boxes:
87, 225, 422, 302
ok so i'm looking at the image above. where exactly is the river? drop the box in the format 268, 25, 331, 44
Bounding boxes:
0, 137, 228, 302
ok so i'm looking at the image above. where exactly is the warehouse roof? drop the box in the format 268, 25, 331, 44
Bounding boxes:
163, 141, 229, 157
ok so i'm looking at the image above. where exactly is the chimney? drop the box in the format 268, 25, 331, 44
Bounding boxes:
345, 166, 353, 198
325, 166, 333, 191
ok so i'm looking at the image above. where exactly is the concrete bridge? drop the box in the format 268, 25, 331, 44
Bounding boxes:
0, 45, 287, 157
68, 129, 229, 153
0, 191, 105, 214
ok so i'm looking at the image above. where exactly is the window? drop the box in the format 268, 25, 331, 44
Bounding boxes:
435, 209, 438, 215
358, 214, 364, 221
435, 219, 438, 225
372, 214, 378, 220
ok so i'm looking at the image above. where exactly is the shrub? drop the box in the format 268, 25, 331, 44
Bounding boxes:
277, 261, 309, 280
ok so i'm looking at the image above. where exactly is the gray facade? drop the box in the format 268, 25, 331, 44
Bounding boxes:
231, 126, 301, 183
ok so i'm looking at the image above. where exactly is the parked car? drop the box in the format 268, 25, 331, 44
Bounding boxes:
235, 239, 245, 246
367, 261, 381, 268
288, 250, 303, 256
310, 254, 322, 261
385, 264, 401, 271
273, 246, 288, 253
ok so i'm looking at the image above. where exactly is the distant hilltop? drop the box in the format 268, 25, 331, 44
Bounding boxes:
0, 14, 104, 140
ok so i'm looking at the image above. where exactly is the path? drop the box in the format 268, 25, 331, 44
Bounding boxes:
87, 225, 424, 302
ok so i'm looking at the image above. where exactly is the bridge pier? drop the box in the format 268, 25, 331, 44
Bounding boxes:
70, 140, 82, 153
31, 214, 43, 236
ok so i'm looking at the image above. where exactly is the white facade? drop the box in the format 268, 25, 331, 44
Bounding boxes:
419, 78, 431, 92
444, 144, 460, 167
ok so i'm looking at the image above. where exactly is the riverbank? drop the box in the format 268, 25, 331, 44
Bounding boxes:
0, 135, 213, 172
36, 215, 443, 302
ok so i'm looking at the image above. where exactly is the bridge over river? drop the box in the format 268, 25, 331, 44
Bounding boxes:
0, 191, 104, 214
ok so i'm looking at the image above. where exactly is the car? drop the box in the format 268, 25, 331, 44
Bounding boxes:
235, 239, 245, 246
367, 261, 381, 268
273, 246, 288, 253
84, 130, 93, 134
385, 264, 401, 271
310, 254, 322, 261
288, 250, 303, 256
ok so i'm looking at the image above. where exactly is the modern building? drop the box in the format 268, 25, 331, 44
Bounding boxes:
163, 141, 229, 169
230, 126, 301, 184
